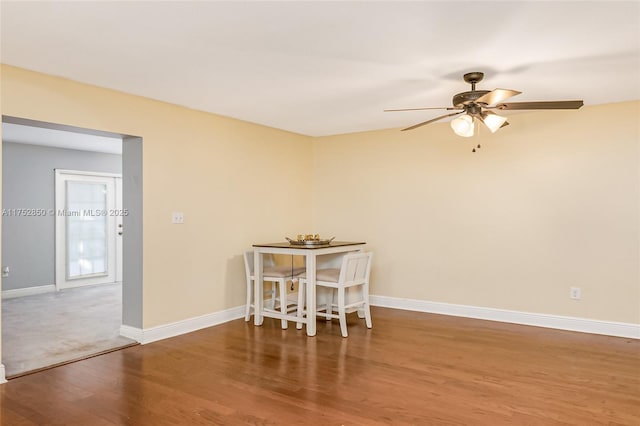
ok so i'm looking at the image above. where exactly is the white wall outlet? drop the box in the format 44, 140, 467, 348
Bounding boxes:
1, 266, 9, 278
570, 286, 582, 300
171, 212, 185, 224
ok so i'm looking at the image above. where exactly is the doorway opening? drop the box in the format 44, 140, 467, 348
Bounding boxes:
1, 116, 143, 379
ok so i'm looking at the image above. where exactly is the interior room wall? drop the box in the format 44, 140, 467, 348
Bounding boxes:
1, 64, 637, 334
122, 136, 143, 329
0, 115, 4, 381
0, 65, 314, 328
1, 142, 122, 291
311, 101, 639, 325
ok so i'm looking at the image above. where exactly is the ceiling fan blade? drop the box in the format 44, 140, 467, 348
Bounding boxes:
475, 88, 521, 105
497, 100, 584, 110
401, 111, 463, 131
385, 107, 461, 112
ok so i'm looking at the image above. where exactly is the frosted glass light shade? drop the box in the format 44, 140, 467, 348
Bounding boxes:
450, 114, 474, 137
482, 112, 508, 133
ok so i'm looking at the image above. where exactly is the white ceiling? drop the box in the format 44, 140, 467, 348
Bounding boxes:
1, 1, 638, 137
2, 122, 122, 155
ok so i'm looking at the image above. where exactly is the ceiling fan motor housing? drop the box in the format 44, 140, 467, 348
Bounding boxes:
452, 90, 490, 107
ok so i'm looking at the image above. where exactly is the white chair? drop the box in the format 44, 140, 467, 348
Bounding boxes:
298, 252, 373, 337
243, 250, 305, 329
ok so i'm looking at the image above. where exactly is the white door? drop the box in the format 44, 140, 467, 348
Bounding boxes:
55, 170, 122, 290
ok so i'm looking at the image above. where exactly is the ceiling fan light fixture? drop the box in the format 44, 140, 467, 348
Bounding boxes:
386, 72, 583, 136
481, 111, 508, 133
450, 114, 474, 137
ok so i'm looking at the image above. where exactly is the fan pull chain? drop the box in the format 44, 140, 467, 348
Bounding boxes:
290, 255, 295, 291
472, 120, 479, 152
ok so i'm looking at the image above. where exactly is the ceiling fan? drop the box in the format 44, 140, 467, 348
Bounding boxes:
385, 71, 583, 137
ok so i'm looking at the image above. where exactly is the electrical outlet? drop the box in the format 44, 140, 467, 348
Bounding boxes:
2, 266, 9, 278
570, 286, 582, 300
171, 212, 184, 224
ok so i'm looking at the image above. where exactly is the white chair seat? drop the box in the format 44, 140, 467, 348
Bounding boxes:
262, 265, 305, 278
296, 268, 340, 282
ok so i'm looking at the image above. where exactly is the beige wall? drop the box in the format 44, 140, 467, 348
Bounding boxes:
1, 64, 638, 333
0, 65, 3, 367
0, 65, 313, 328
312, 101, 640, 324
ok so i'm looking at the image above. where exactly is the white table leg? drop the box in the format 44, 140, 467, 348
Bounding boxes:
253, 249, 264, 326
306, 253, 316, 336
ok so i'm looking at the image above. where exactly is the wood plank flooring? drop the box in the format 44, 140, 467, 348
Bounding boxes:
1, 307, 638, 425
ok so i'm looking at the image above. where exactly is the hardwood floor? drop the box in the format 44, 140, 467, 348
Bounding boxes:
1, 307, 638, 425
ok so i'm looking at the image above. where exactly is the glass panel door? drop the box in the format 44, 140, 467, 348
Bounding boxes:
55, 170, 119, 289
66, 181, 108, 279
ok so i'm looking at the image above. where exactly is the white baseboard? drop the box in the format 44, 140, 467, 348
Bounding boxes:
2, 284, 56, 299
114, 295, 638, 350
370, 295, 640, 339
0, 364, 6, 384
119, 325, 144, 342
120, 305, 246, 344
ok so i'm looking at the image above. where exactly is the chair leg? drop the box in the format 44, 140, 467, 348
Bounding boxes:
296, 280, 305, 330
337, 286, 348, 337
327, 289, 334, 321
356, 287, 366, 319
362, 282, 373, 328
363, 283, 372, 329
267, 282, 276, 310
315, 287, 332, 320
279, 279, 288, 329
245, 279, 252, 321
364, 302, 373, 329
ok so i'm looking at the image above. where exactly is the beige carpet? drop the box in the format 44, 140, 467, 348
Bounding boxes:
1, 282, 137, 378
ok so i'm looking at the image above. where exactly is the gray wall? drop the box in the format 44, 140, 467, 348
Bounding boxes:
1, 142, 122, 291
122, 136, 143, 328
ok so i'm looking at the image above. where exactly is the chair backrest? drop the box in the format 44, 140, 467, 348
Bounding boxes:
338, 252, 373, 286
243, 250, 276, 278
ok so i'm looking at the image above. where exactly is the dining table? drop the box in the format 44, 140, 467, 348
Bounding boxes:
252, 240, 366, 336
